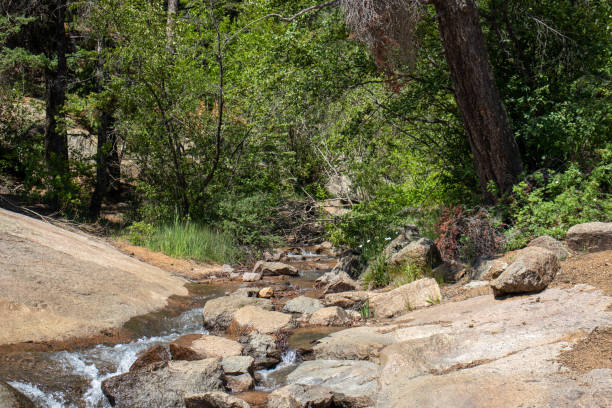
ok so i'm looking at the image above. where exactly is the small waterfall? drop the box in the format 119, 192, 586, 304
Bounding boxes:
255, 349, 299, 391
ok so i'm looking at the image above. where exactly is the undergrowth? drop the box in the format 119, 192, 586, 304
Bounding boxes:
362, 254, 444, 289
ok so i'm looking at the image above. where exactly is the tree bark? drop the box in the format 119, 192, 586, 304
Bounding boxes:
432, 0, 522, 199
44, 0, 69, 175
89, 108, 118, 220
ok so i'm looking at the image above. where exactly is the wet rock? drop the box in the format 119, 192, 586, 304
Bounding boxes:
225, 373, 253, 393
309, 307, 353, 326
323, 291, 369, 309
221, 355, 254, 375
185, 392, 250, 408
566, 222, 612, 252
528, 235, 569, 261
282, 296, 323, 315
129, 345, 171, 372
390, 238, 442, 269
369, 278, 441, 318
232, 306, 293, 334
258, 287, 274, 298
266, 384, 371, 408
242, 273, 262, 282
315, 271, 360, 294
170, 334, 242, 361
471, 257, 508, 281
252, 261, 298, 276
202, 296, 273, 331
241, 333, 281, 369
286, 360, 378, 404
0, 381, 34, 408
101, 359, 223, 408
491, 247, 559, 296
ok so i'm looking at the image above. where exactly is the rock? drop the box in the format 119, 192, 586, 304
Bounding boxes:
491, 247, 560, 296
258, 287, 274, 298
229, 272, 241, 280
463, 280, 489, 289
315, 271, 360, 294
282, 296, 323, 314
241, 333, 281, 369
381, 226, 420, 260
242, 272, 262, 282
0, 382, 34, 408
286, 360, 378, 404
232, 287, 259, 298
330, 250, 362, 279
313, 241, 333, 255
102, 359, 223, 408
263, 248, 285, 262
185, 392, 250, 408
433, 260, 467, 282
232, 306, 293, 334
170, 334, 242, 361
225, 373, 253, 393
528, 235, 569, 260
129, 345, 171, 372
266, 384, 371, 408
252, 261, 298, 276
566, 222, 612, 252
222, 264, 234, 274
221, 355, 254, 376
309, 307, 353, 326
202, 296, 273, 331
369, 278, 441, 318
323, 291, 369, 309
390, 238, 442, 269
471, 257, 508, 281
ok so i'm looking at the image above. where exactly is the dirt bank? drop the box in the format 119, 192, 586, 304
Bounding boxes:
0, 208, 188, 345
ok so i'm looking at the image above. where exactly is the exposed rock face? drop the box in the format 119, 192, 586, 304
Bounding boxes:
224, 373, 253, 393
252, 261, 298, 276
381, 225, 420, 260
282, 296, 323, 315
315, 271, 360, 294
221, 355, 254, 375
202, 296, 273, 331
129, 345, 171, 372
566, 222, 612, 252
286, 360, 378, 404
309, 307, 353, 326
390, 238, 442, 269
170, 334, 242, 361
185, 392, 250, 408
330, 250, 363, 279
242, 273, 262, 282
0, 382, 34, 408
241, 333, 281, 369
232, 306, 293, 334
323, 291, 369, 309
471, 257, 508, 281
266, 384, 372, 408
101, 359, 224, 408
528, 235, 569, 261
491, 247, 559, 296
369, 278, 441, 318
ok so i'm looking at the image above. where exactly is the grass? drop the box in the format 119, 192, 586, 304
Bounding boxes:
362, 255, 445, 289
124, 220, 239, 264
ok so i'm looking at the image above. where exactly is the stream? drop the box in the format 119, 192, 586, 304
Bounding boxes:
1, 248, 334, 407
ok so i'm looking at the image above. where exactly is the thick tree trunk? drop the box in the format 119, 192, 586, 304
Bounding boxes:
44, 0, 69, 174
89, 109, 118, 220
432, 0, 522, 199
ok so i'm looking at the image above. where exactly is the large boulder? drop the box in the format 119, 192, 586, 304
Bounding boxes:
566, 222, 612, 252
381, 225, 420, 260
129, 345, 171, 372
471, 257, 508, 281
170, 334, 242, 361
315, 271, 360, 294
390, 238, 442, 269
285, 360, 378, 405
369, 278, 441, 318
432, 260, 468, 282
101, 359, 224, 408
221, 355, 254, 375
266, 384, 371, 408
528, 235, 569, 261
252, 261, 298, 276
491, 247, 560, 296
0, 382, 34, 408
282, 296, 323, 315
241, 333, 281, 369
323, 291, 369, 309
185, 392, 250, 408
202, 296, 273, 331
309, 307, 353, 326
224, 373, 253, 393
232, 306, 293, 334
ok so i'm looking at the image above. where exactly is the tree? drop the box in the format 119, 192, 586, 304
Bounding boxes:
341, 0, 523, 200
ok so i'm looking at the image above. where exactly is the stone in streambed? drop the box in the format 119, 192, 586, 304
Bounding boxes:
170, 334, 242, 361
242, 272, 262, 282
282, 296, 323, 315
0, 381, 34, 408
202, 295, 273, 331
231, 306, 293, 334
252, 261, 298, 276
369, 278, 441, 318
129, 345, 170, 372
241, 333, 281, 369
185, 392, 250, 408
308, 307, 353, 326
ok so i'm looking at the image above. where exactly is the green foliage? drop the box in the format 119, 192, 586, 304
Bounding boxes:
361, 253, 444, 290
361, 253, 391, 289
124, 219, 239, 264
359, 299, 371, 319
505, 148, 612, 249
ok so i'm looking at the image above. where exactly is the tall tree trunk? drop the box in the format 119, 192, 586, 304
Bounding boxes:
166, 0, 178, 51
432, 0, 522, 200
44, 0, 69, 176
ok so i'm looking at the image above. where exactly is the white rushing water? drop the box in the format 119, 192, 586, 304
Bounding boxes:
255, 349, 299, 391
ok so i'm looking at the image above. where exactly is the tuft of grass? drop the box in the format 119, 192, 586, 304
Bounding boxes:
124, 220, 239, 264
363, 255, 446, 290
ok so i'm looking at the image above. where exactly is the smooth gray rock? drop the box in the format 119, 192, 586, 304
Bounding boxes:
241, 333, 281, 369
282, 296, 323, 315
202, 296, 273, 331
221, 355, 254, 375
185, 392, 250, 408
224, 373, 253, 393
566, 222, 612, 252
266, 384, 372, 408
308, 306, 353, 326
369, 278, 441, 318
491, 247, 559, 296
252, 261, 298, 276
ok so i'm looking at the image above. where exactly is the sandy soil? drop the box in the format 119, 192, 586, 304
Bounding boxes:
0, 208, 188, 345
